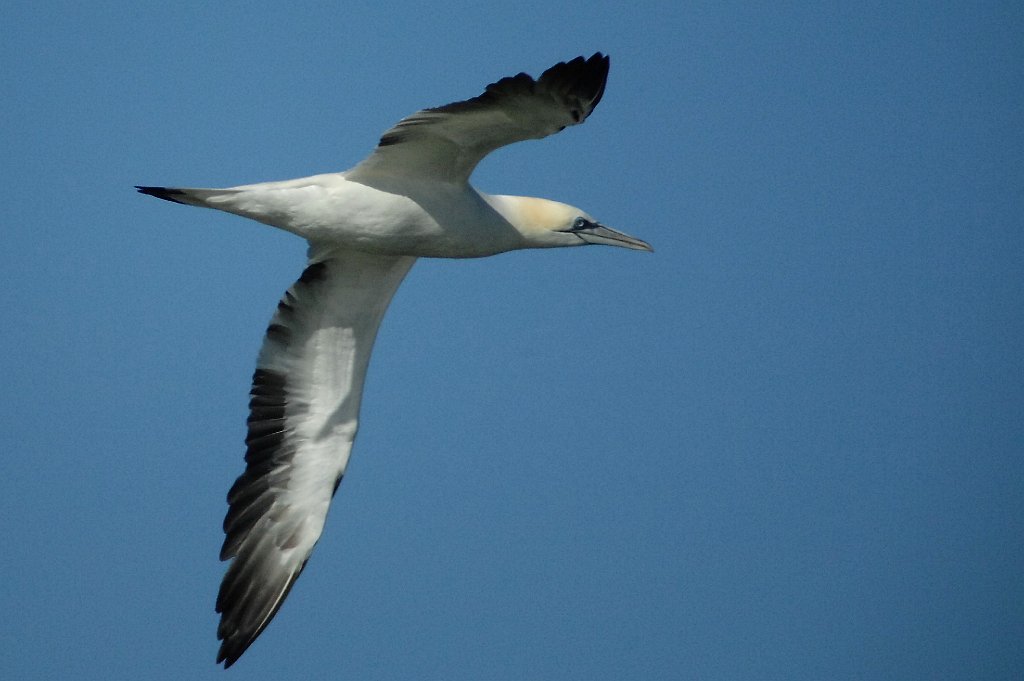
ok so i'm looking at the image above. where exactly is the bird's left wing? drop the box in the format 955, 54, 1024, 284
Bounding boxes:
215, 250, 415, 667
347, 53, 610, 185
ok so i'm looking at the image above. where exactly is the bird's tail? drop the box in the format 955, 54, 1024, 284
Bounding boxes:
136, 183, 241, 206
136, 182, 318, 236
135, 185, 243, 209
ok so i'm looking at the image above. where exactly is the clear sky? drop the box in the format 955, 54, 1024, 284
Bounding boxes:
2, 2, 1022, 679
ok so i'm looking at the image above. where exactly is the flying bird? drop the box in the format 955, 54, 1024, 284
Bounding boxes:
137, 53, 651, 668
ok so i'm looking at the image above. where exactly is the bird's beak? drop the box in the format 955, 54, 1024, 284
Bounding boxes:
577, 223, 653, 252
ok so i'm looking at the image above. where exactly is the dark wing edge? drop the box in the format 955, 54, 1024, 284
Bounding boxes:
348, 53, 610, 183
378, 52, 610, 148
214, 262, 328, 668
213, 253, 414, 668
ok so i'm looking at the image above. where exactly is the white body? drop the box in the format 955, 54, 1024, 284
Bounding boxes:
199, 174, 546, 258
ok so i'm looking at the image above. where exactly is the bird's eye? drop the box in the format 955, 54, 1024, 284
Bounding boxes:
573, 217, 588, 230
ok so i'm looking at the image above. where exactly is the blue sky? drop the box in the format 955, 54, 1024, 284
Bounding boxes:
2, 2, 1022, 679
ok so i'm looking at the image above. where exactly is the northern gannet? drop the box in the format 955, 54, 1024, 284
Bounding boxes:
136, 53, 651, 668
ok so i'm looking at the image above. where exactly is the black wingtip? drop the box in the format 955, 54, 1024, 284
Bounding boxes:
219, 647, 243, 669
215, 558, 309, 669
584, 53, 610, 112
539, 52, 611, 116
135, 185, 187, 204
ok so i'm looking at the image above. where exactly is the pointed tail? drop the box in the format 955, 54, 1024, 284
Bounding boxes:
135, 185, 190, 204
135, 185, 241, 209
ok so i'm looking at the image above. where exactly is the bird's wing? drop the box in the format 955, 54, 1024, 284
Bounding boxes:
215, 250, 415, 668
346, 53, 610, 185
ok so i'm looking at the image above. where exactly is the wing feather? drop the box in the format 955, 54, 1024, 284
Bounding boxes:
348, 53, 610, 184
215, 251, 415, 667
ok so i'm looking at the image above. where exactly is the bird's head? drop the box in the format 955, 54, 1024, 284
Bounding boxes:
497, 196, 653, 252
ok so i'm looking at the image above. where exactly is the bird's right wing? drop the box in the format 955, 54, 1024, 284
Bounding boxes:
215, 250, 414, 667
347, 53, 610, 185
